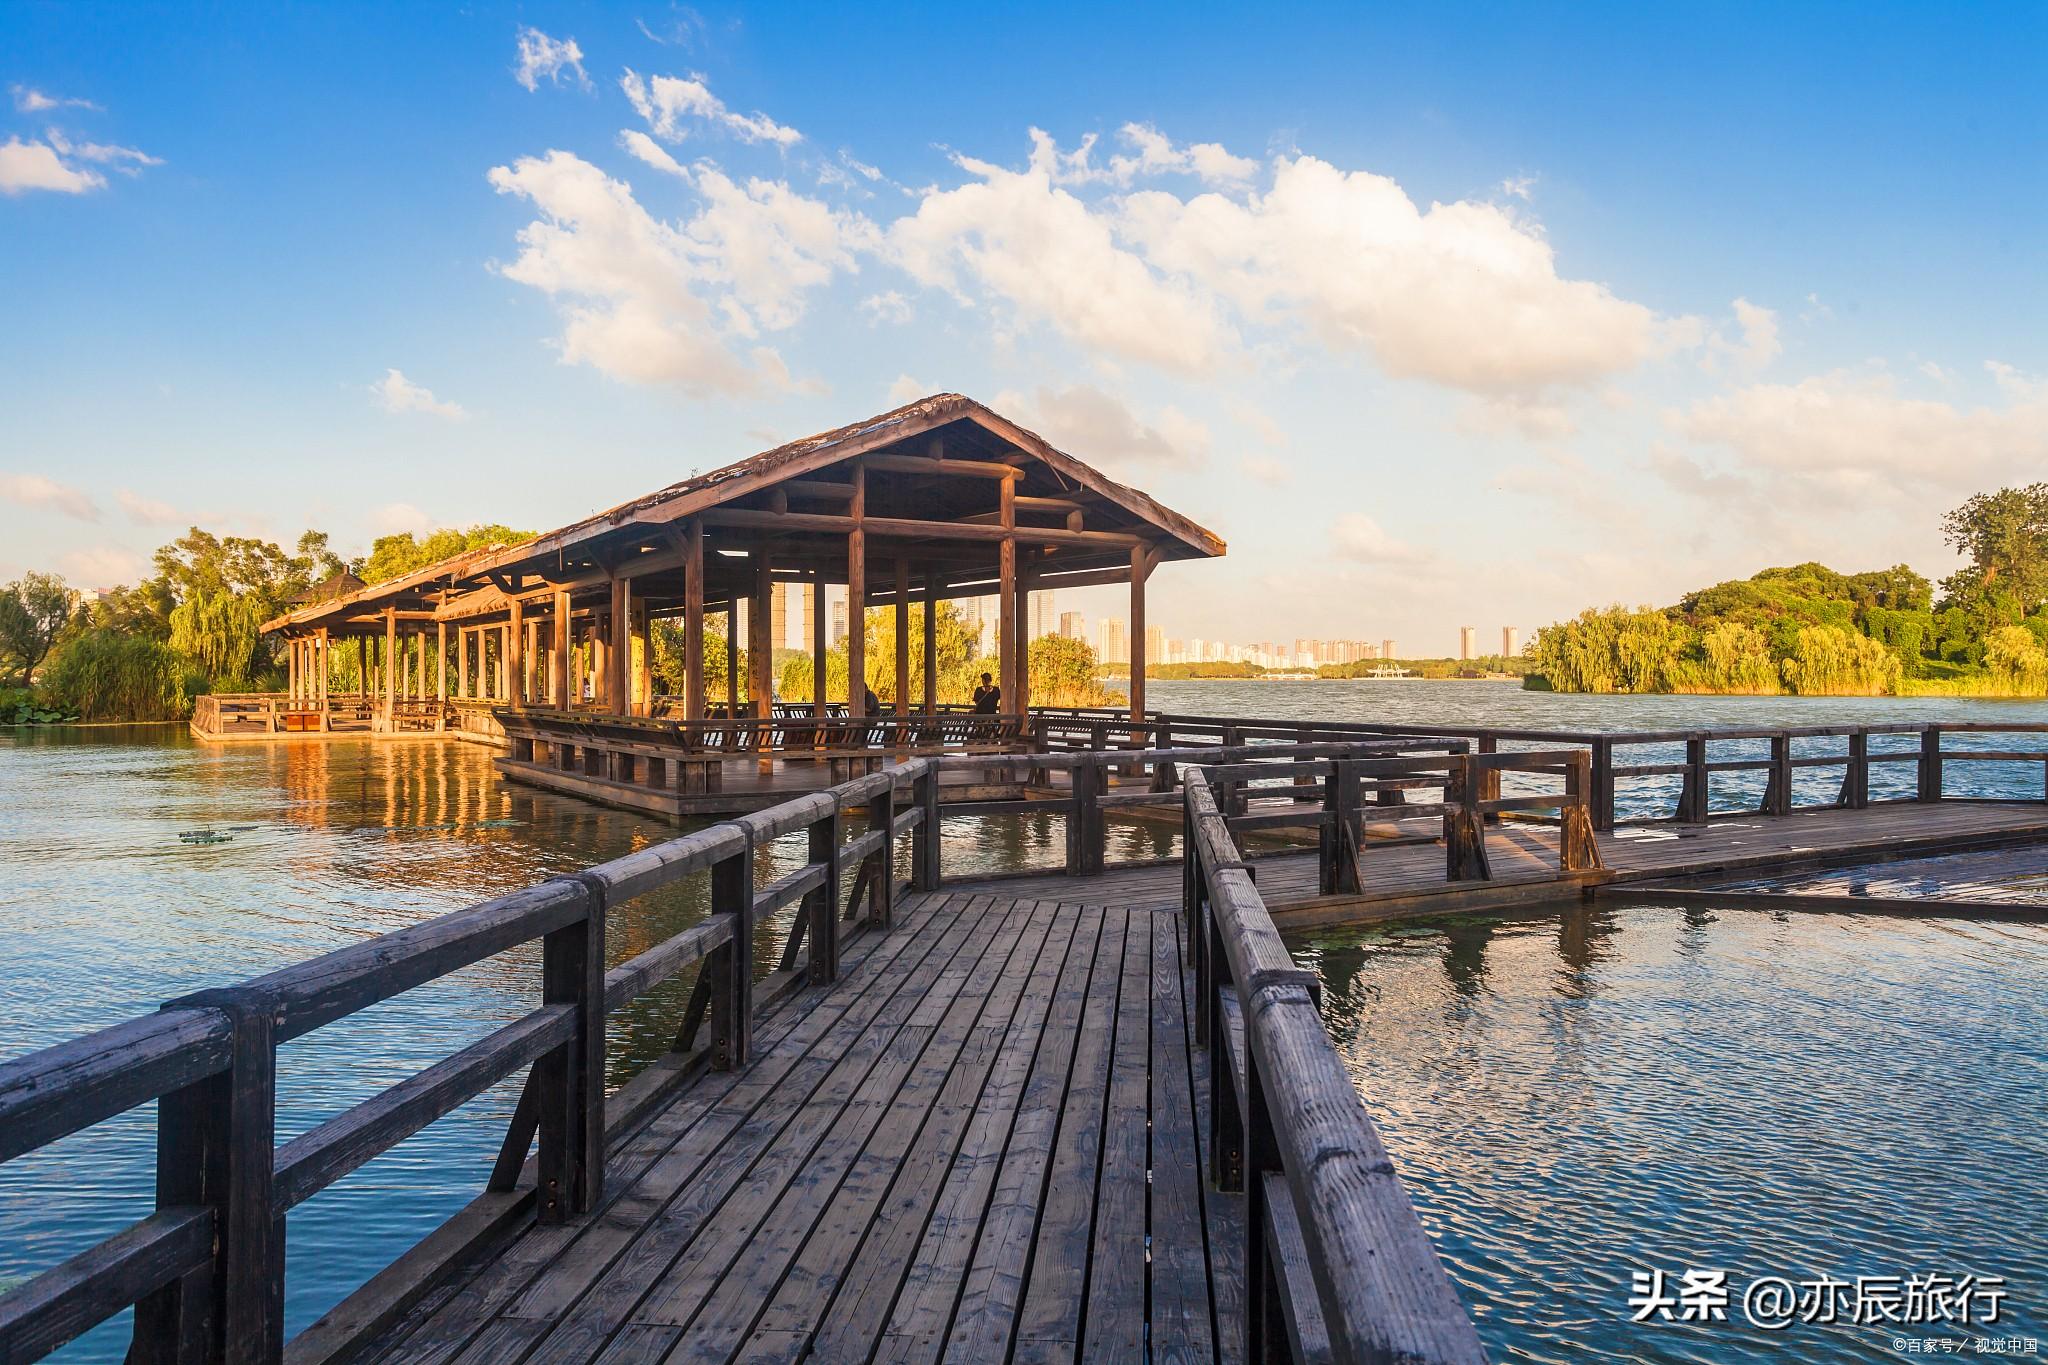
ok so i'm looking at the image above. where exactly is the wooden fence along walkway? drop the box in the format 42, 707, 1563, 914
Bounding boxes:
6, 722, 2048, 1364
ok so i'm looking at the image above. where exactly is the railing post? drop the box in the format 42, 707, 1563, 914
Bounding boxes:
708, 830, 754, 1071
1064, 760, 1105, 877
867, 783, 895, 929
1477, 734, 1501, 823
139, 987, 280, 1365
1590, 736, 1615, 830
1843, 729, 1870, 809
1444, 755, 1491, 881
1920, 726, 1943, 802
1763, 733, 1792, 816
1560, 751, 1603, 873
1242, 1034, 1279, 1364
804, 807, 841, 985
1679, 734, 1709, 824
911, 760, 942, 892
537, 875, 605, 1222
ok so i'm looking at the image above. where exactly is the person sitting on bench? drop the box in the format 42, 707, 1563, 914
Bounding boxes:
972, 673, 1000, 714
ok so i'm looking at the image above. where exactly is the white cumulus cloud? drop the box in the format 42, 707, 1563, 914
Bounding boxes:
514, 28, 589, 92
10, 85, 99, 113
116, 489, 179, 526
487, 150, 865, 394
372, 369, 468, 419
0, 136, 104, 194
1331, 513, 1430, 566
621, 69, 801, 146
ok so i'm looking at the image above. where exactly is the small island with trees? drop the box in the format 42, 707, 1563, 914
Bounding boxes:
1527, 484, 2048, 697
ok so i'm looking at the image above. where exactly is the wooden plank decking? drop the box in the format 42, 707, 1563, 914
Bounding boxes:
365, 891, 1240, 1365
943, 799, 2048, 925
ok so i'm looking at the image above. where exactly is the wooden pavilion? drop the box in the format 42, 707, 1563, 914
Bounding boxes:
237, 395, 1223, 773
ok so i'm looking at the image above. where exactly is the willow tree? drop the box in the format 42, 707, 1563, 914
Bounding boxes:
169, 589, 270, 690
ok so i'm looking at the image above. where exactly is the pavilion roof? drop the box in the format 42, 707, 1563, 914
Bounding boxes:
262, 392, 1224, 635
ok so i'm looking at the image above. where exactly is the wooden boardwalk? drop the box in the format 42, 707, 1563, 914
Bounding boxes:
946, 799, 2048, 926
366, 891, 1240, 1365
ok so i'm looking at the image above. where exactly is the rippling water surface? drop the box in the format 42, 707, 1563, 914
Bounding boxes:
4, 682, 2046, 1361
1297, 904, 2048, 1362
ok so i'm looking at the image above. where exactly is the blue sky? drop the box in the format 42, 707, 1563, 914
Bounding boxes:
3, 2, 2043, 654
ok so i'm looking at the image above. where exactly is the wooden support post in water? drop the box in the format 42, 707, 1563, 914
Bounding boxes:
536, 879, 604, 1222
751, 558, 775, 770
317, 628, 331, 731
137, 986, 280, 1365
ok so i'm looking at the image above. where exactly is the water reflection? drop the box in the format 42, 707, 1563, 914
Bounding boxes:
1297, 903, 2048, 1363
0, 729, 1158, 1358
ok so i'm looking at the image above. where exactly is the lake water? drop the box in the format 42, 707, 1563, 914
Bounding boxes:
2, 682, 2044, 1360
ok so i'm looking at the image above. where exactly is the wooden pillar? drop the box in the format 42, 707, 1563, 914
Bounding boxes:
725, 604, 740, 716
847, 461, 866, 717
893, 557, 910, 716
922, 571, 938, 715
1129, 544, 1151, 726
812, 572, 828, 717
417, 629, 429, 701
606, 575, 629, 716
682, 524, 704, 721
317, 629, 331, 730
357, 636, 367, 701
436, 621, 447, 702
1012, 550, 1032, 713
552, 589, 571, 708
382, 606, 396, 731
998, 469, 1017, 714
507, 597, 525, 709
750, 557, 774, 719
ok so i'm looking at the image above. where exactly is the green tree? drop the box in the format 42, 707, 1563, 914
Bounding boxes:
1779, 624, 1902, 696
362, 525, 532, 584
1940, 484, 2048, 629
1985, 625, 2048, 693
0, 572, 79, 684
168, 589, 270, 689
39, 630, 188, 721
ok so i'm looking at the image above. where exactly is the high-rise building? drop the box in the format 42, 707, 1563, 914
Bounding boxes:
1381, 638, 1395, 661
1029, 591, 1056, 641
830, 598, 849, 647
1059, 611, 1086, 640
1502, 626, 1519, 657
1145, 624, 1165, 664
770, 581, 790, 653
1459, 626, 1476, 661
800, 580, 816, 652
1099, 617, 1128, 664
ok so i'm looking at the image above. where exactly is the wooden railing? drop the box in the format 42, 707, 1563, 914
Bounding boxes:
0, 758, 946, 1364
1181, 764, 1487, 1363
189, 693, 439, 737
1014, 709, 2048, 831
